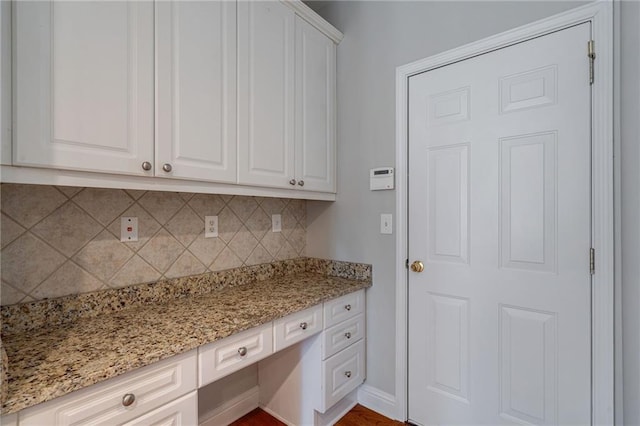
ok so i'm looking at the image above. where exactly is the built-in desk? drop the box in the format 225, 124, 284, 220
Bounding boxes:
1, 259, 371, 425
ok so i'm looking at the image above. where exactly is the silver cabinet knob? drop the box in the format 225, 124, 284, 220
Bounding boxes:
345, 304, 352, 311
141, 161, 152, 171
122, 393, 136, 407
162, 163, 172, 172
289, 179, 296, 186
300, 322, 308, 330
344, 371, 352, 378
297, 180, 304, 187
238, 347, 248, 357
345, 332, 351, 339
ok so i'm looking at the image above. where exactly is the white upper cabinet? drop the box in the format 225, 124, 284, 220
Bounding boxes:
237, 1, 296, 189
295, 16, 336, 193
9, 0, 341, 198
13, 1, 154, 175
155, 1, 237, 183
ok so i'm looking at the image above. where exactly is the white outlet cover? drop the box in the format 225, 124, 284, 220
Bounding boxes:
205, 215, 218, 238
272, 214, 282, 233
121, 217, 139, 242
380, 213, 393, 234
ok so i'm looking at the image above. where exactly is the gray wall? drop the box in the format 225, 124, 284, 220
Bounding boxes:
306, 1, 638, 421
620, 2, 640, 425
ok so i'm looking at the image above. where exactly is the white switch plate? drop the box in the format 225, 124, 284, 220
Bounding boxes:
121, 217, 138, 242
272, 214, 282, 233
205, 216, 218, 238
380, 214, 393, 234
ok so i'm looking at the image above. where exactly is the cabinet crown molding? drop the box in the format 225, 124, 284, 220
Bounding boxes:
281, 0, 343, 43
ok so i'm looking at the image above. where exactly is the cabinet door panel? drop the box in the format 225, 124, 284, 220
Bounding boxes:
238, 1, 295, 188
14, 1, 154, 175
155, 1, 236, 182
295, 17, 336, 193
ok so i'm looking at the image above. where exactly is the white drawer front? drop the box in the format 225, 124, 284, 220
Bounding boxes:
323, 290, 364, 328
322, 313, 365, 360
122, 391, 197, 426
274, 305, 323, 351
20, 350, 197, 426
320, 339, 365, 412
198, 323, 273, 386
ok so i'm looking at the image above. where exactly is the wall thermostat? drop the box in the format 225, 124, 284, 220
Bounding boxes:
370, 167, 394, 190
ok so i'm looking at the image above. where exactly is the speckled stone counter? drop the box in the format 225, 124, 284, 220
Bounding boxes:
0, 258, 371, 415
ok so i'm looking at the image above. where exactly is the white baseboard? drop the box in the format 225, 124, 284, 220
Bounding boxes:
357, 384, 399, 421
315, 389, 358, 426
261, 388, 358, 426
199, 386, 260, 426
260, 405, 297, 426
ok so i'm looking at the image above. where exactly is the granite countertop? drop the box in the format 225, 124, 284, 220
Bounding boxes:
0, 258, 371, 415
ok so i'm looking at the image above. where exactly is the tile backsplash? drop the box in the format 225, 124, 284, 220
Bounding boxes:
0, 184, 306, 306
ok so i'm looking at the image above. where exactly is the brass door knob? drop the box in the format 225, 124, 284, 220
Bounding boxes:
410, 261, 424, 273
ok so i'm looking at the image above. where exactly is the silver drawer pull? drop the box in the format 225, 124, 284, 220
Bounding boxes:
345, 304, 352, 311
300, 322, 308, 330
289, 179, 296, 186
345, 371, 352, 378
345, 332, 352, 339
238, 347, 248, 357
122, 393, 135, 407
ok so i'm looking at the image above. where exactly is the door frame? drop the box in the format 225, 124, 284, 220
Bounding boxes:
394, 2, 614, 423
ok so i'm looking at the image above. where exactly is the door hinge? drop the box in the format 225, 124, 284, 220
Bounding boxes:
405, 258, 409, 269
588, 40, 596, 85
589, 248, 595, 275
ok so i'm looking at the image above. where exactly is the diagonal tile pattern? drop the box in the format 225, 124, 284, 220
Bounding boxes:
0, 184, 307, 305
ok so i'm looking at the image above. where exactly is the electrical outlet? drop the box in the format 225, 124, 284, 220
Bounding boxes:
121, 217, 138, 242
380, 214, 393, 234
272, 214, 282, 233
205, 216, 218, 238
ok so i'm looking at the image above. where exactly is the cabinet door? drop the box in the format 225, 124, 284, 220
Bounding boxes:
295, 17, 336, 193
238, 1, 295, 189
155, 1, 236, 183
13, 1, 154, 175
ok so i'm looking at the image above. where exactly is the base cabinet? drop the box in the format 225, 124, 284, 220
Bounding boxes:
18, 351, 197, 426
5, 290, 365, 426
258, 291, 366, 425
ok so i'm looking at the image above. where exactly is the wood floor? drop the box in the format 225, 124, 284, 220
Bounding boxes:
229, 404, 405, 425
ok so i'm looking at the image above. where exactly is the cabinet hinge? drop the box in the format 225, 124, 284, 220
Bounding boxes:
589, 248, 595, 275
588, 40, 596, 85
405, 259, 409, 269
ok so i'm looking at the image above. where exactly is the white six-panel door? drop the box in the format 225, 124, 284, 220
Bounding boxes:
13, 1, 154, 175
408, 23, 592, 425
155, 1, 237, 183
238, 1, 296, 189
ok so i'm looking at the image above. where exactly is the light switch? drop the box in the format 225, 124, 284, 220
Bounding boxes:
380, 214, 393, 234
272, 214, 282, 232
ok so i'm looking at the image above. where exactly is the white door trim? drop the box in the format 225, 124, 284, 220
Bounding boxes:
394, 1, 614, 423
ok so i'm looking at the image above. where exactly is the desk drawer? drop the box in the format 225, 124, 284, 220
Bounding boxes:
322, 313, 364, 360
122, 391, 197, 426
274, 305, 323, 351
198, 323, 273, 386
320, 339, 365, 412
20, 350, 197, 426
323, 290, 364, 328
